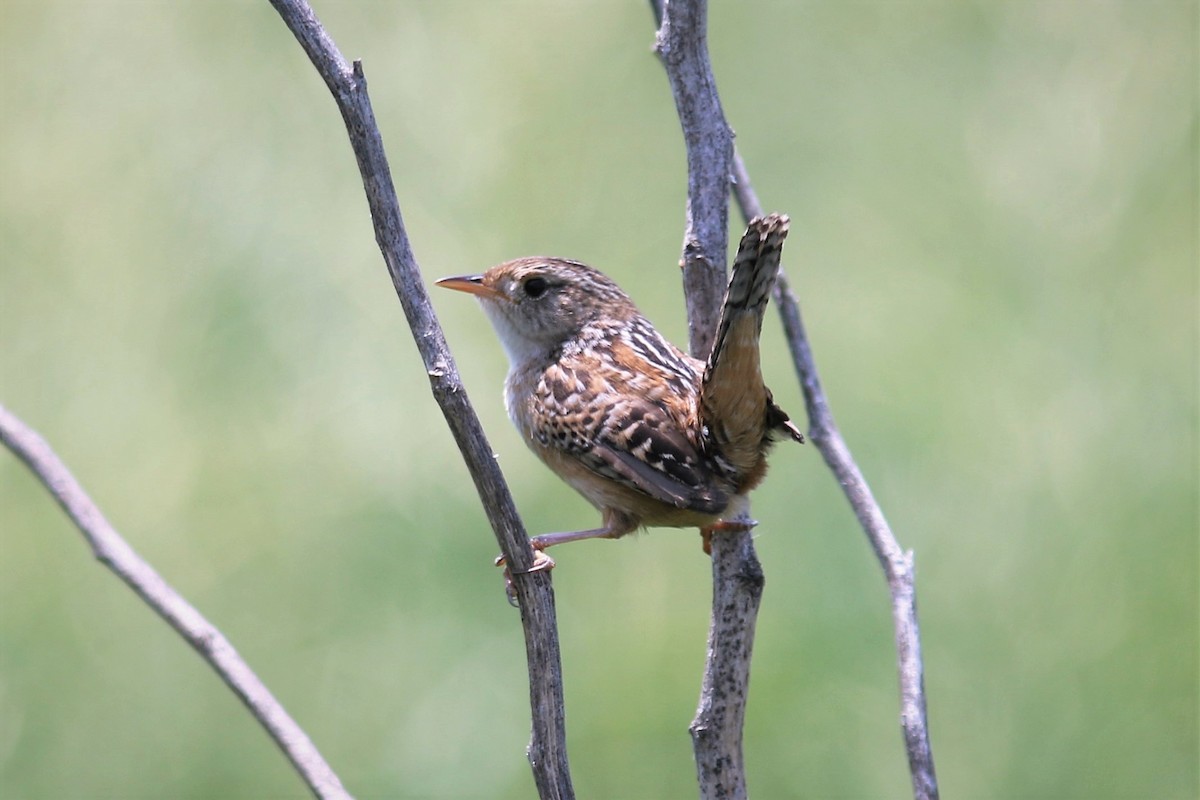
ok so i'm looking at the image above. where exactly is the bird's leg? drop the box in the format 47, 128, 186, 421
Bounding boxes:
496, 509, 639, 571
493, 524, 615, 581
699, 497, 758, 555
494, 510, 638, 603
493, 526, 624, 573
528, 525, 625, 552
532, 508, 638, 552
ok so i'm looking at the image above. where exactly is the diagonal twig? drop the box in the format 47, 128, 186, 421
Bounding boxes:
264, 2, 574, 797
0, 405, 352, 800
731, 155, 939, 799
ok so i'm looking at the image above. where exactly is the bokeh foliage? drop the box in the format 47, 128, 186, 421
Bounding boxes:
1, 1, 1196, 798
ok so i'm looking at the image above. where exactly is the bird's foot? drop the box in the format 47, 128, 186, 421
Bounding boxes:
700, 517, 759, 555
494, 545, 556, 606
492, 548, 556, 572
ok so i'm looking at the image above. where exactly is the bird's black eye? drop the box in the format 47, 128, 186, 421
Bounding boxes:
523, 277, 549, 298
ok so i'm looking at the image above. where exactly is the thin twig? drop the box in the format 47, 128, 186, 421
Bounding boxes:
650, 2, 761, 799
0, 405, 352, 800
264, 2, 574, 797
732, 149, 940, 800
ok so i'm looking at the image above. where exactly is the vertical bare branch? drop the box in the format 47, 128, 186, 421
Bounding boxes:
651, 0, 733, 355
690, 497, 762, 800
0, 406, 352, 800
264, 2, 574, 797
732, 151, 940, 800
650, 3, 760, 799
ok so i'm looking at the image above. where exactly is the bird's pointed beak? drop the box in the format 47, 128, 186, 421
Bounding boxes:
435, 274, 505, 301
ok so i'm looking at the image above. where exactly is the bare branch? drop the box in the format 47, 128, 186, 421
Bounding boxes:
265, 2, 574, 797
0, 405, 352, 800
689, 498, 762, 800
653, 1, 939, 795
650, 3, 760, 799
731, 150, 940, 800
651, 0, 733, 356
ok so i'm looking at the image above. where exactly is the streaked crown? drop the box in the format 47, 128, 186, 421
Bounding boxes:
437, 257, 638, 368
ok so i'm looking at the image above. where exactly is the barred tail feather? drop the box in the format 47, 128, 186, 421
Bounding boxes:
700, 214, 795, 483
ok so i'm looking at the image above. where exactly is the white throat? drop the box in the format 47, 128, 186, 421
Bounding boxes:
480, 300, 551, 373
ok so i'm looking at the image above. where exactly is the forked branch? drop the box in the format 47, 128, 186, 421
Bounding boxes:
650, 1, 938, 797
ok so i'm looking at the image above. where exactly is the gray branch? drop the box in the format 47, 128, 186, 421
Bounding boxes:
650, 3, 762, 799
0, 405, 352, 800
263, 2, 575, 798
733, 147, 940, 800
652, 2, 939, 797
651, 0, 732, 358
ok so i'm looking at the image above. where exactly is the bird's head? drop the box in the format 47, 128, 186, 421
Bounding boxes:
437, 257, 635, 367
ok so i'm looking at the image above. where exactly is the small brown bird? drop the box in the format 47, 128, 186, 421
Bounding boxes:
437, 214, 802, 571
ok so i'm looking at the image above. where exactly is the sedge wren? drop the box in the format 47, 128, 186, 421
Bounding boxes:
437, 213, 802, 570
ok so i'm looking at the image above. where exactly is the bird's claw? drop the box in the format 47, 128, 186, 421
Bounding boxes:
495, 545, 556, 606
701, 517, 759, 554
493, 548, 556, 573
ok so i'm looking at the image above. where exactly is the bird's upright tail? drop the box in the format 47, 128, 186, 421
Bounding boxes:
700, 214, 802, 487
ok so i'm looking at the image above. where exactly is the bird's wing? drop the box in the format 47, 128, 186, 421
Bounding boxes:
531, 361, 727, 515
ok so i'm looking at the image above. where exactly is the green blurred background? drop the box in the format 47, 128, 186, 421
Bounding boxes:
2, 1, 1195, 798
